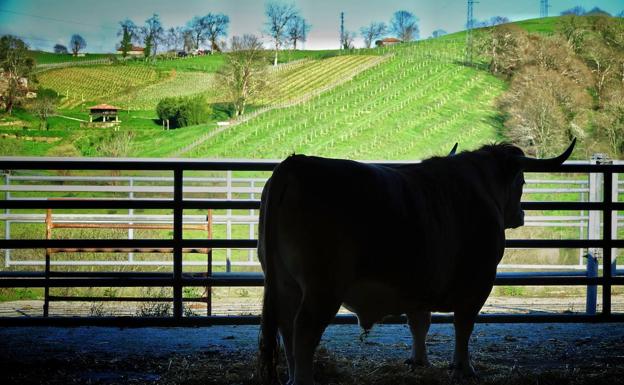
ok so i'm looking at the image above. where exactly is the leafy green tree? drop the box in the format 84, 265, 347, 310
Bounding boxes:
53, 44, 68, 54
0, 35, 35, 114
118, 19, 137, 58
156, 96, 212, 128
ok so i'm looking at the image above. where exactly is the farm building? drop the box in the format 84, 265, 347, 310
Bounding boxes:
375, 37, 402, 46
87, 103, 121, 127
116, 45, 144, 56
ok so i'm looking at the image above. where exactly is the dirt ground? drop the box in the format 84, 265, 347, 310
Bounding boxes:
2, 323, 624, 385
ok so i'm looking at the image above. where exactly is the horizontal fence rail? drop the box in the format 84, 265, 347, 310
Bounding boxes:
0, 157, 622, 326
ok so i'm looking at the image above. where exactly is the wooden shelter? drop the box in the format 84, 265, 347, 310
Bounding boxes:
375, 37, 402, 47
89, 104, 120, 124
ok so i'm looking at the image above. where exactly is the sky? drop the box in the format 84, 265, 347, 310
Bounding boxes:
0, 0, 622, 52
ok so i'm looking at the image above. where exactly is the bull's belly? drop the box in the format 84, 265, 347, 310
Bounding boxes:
342, 280, 438, 331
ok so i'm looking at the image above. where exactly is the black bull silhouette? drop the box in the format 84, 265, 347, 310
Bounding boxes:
258, 140, 576, 385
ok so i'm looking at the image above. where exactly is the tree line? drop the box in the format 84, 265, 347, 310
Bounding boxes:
479, 15, 624, 157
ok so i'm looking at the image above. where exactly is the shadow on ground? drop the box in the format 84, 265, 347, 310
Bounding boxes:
2, 323, 624, 384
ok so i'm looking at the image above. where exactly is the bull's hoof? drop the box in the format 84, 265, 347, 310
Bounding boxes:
404, 358, 431, 370
450, 362, 478, 382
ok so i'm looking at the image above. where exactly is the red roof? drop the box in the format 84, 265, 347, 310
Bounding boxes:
382, 37, 402, 43
90, 104, 120, 110
116, 45, 144, 52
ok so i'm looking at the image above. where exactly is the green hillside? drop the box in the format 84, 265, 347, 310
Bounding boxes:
181, 38, 505, 160
5, 17, 581, 160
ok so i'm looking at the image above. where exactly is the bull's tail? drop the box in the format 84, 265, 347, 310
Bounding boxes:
257, 175, 282, 385
258, 272, 280, 384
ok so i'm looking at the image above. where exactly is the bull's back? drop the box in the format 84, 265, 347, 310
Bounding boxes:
266, 155, 422, 286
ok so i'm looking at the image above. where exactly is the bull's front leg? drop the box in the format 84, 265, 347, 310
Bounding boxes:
452, 308, 478, 379
405, 310, 431, 368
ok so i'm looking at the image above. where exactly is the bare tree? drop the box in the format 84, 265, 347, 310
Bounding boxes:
287, 15, 310, 50
163, 27, 184, 52
341, 30, 357, 49
489, 16, 510, 26
360, 22, 387, 48
499, 66, 591, 157
188, 15, 209, 49
561, 6, 586, 16
183, 30, 195, 52
30, 88, 59, 130
205, 13, 230, 52
390, 10, 419, 42
478, 24, 529, 77
264, 1, 299, 66
141, 14, 164, 58
69, 34, 86, 56
217, 34, 268, 116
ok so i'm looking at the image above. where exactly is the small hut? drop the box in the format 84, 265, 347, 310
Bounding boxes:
89, 104, 120, 124
375, 37, 402, 47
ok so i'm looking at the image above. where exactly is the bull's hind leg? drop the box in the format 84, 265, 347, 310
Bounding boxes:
451, 307, 479, 379
276, 280, 302, 385
292, 290, 341, 385
406, 310, 431, 368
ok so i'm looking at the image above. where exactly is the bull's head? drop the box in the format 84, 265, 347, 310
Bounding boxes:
503, 139, 576, 229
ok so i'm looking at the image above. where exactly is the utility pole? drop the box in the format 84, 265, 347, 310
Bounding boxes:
465, 0, 477, 65
540, 0, 550, 18
340, 12, 345, 50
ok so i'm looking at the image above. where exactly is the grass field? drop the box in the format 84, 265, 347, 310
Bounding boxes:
37, 65, 163, 108
30, 51, 114, 65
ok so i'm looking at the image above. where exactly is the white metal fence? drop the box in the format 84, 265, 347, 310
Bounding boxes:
1, 161, 622, 272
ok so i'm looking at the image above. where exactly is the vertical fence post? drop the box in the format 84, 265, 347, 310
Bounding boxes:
44, 209, 52, 317
173, 168, 183, 319
603, 168, 613, 317
249, 180, 255, 263
128, 177, 134, 263
226, 170, 232, 273
612, 172, 619, 275
4, 172, 10, 267
585, 253, 598, 315
588, 155, 603, 261
206, 209, 213, 317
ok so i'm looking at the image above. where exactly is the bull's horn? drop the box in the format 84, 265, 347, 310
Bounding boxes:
448, 143, 458, 156
516, 138, 576, 169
